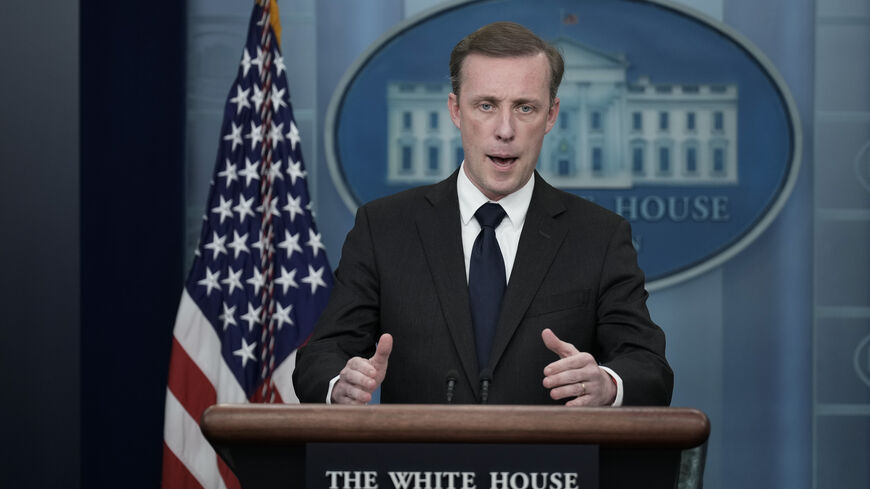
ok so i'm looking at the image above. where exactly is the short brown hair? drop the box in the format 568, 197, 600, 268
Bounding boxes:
449, 22, 564, 104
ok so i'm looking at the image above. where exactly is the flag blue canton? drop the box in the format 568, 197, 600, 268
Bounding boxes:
184, 5, 332, 401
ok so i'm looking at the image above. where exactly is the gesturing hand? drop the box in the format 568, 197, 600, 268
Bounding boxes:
330, 333, 393, 405
541, 328, 616, 406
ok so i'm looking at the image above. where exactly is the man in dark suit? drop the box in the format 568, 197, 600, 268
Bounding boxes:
293, 22, 672, 406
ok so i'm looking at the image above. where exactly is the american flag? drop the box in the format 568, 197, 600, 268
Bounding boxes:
162, 1, 332, 487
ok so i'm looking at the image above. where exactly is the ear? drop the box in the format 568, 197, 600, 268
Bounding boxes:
448, 92, 461, 130
544, 97, 560, 134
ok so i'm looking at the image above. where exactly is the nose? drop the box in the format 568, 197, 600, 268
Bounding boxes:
494, 111, 515, 142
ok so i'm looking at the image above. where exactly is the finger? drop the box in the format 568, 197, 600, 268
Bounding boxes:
548, 382, 588, 401
333, 382, 372, 405
339, 366, 378, 392
541, 328, 580, 359
345, 356, 378, 378
542, 369, 584, 389
543, 351, 596, 377
565, 395, 594, 407
369, 333, 393, 371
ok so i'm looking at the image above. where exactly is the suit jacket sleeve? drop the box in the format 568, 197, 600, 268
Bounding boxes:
595, 218, 673, 406
293, 204, 380, 402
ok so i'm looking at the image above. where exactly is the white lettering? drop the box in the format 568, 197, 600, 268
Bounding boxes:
564, 473, 578, 489
712, 196, 730, 221
692, 195, 710, 221
615, 196, 637, 221
489, 472, 509, 489
389, 472, 415, 489
509, 472, 529, 489
461, 472, 476, 489
326, 471, 342, 489
640, 195, 665, 221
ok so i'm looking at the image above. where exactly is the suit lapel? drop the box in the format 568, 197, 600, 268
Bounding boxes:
488, 173, 568, 371
415, 171, 481, 395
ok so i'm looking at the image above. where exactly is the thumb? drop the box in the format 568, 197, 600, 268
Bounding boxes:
369, 333, 393, 372
541, 328, 579, 359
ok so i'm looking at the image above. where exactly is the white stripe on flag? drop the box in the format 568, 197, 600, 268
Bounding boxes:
272, 350, 299, 403
173, 289, 247, 404
164, 388, 229, 489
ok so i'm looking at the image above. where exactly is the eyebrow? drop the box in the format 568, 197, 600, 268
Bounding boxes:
468, 95, 542, 106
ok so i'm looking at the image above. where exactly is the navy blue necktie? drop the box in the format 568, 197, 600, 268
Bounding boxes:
469, 202, 507, 371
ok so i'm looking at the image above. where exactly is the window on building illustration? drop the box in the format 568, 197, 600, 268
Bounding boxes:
713, 147, 725, 174
686, 146, 698, 174
401, 145, 413, 173
632, 146, 644, 175
592, 147, 604, 173
455, 146, 464, 167
428, 146, 440, 174
560, 112, 569, 131
429, 112, 438, 130
659, 112, 669, 131
686, 112, 696, 131
632, 112, 642, 131
713, 111, 724, 131
402, 112, 412, 130
558, 159, 571, 176
591, 111, 602, 132
659, 146, 671, 174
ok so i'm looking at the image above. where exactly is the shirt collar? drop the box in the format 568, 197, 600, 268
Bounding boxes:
457, 161, 535, 229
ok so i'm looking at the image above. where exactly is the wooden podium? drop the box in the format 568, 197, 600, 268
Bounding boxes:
201, 404, 709, 489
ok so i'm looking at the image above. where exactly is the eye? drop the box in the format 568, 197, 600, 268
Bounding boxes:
480, 103, 493, 111
518, 105, 534, 113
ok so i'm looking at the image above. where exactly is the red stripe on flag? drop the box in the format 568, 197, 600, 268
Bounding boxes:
167, 337, 216, 423
218, 456, 242, 489
162, 442, 206, 489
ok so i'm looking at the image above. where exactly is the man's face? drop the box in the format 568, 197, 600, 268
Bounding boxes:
448, 52, 560, 201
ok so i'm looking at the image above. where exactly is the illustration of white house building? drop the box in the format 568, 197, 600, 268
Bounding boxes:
386, 38, 738, 188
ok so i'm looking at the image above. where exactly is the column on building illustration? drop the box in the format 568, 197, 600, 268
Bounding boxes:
387, 82, 459, 184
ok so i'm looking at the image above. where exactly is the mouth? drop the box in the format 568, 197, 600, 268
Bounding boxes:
487, 154, 518, 168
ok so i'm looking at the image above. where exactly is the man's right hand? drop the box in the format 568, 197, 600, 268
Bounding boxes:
330, 333, 393, 405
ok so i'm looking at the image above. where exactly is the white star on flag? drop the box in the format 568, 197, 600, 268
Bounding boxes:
306, 231, 326, 257
275, 266, 298, 294
287, 160, 307, 185
211, 195, 233, 224
301, 265, 327, 294
227, 230, 250, 258
283, 194, 304, 222
272, 303, 293, 330
221, 267, 245, 295
219, 303, 238, 330
240, 302, 263, 332
287, 121, 301, 150
233, 196, 255, 223
197, 267, 221, 296
230, 85, 251, 114
223, 122, 243, 151
239, 158, 261, 187
246, 121, 264, 150
278, 230, 303, 259
203, 231, 227, 259
217, 159, 238, 188
233, 338, 257, 367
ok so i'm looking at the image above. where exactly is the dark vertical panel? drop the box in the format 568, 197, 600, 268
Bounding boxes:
80, 1, 185, 487
0, 0, 80, 487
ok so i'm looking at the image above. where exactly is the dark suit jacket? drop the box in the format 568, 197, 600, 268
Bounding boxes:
293, 170, 673, 405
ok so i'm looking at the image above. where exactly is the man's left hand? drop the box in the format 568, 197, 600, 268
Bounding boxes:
541, 328, 617, 406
